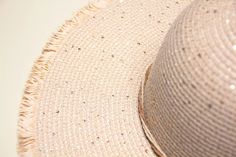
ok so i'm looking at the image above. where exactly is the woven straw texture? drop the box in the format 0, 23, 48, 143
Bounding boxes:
17, 0, 193, 156
143, 0, 236, 157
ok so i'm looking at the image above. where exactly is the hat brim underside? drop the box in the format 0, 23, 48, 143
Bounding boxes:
17, 0, 192, 156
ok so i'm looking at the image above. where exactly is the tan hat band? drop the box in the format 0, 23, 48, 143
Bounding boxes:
138, 65, 166, 157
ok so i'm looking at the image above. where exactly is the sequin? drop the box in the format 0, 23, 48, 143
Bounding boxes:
226, 19, 230, 24
230, 84, 235, 90
233, 45, 236, 50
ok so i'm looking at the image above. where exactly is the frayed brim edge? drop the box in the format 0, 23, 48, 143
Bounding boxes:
138, 65, 167, 157
17, 0, 114, 156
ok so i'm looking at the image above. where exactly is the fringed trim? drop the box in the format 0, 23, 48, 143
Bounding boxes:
138, 65, 167, 157
17, 0, 114, 156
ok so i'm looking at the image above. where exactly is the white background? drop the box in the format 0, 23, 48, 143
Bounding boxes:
0, 0, 89, 156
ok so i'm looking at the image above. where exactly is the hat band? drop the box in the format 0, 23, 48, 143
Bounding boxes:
138, 65, 167, 157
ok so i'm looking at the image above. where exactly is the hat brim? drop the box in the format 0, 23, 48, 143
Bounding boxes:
17, 0, 191, 156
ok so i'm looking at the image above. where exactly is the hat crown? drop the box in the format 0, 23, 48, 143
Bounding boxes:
143, 0, 236, 157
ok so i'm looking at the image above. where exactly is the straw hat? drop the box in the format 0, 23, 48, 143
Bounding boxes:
18, 0, 236, 156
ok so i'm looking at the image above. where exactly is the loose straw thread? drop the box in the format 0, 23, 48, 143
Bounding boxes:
138, 65, 167, 157
17, 0, 113, 156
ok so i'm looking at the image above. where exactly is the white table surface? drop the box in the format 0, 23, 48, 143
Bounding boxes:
0, 0, 89, 156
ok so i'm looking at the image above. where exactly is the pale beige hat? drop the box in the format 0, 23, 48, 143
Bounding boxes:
18, 0, 236, 156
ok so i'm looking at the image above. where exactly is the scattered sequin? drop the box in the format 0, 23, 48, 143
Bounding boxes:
207, 104, 212, 109
230, 84, 235, 90
226, 19, 230, 24
191, 84, 196, 89
233, 45, 236, 50
197, 53, 202, 58
220, 100, 224, 104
